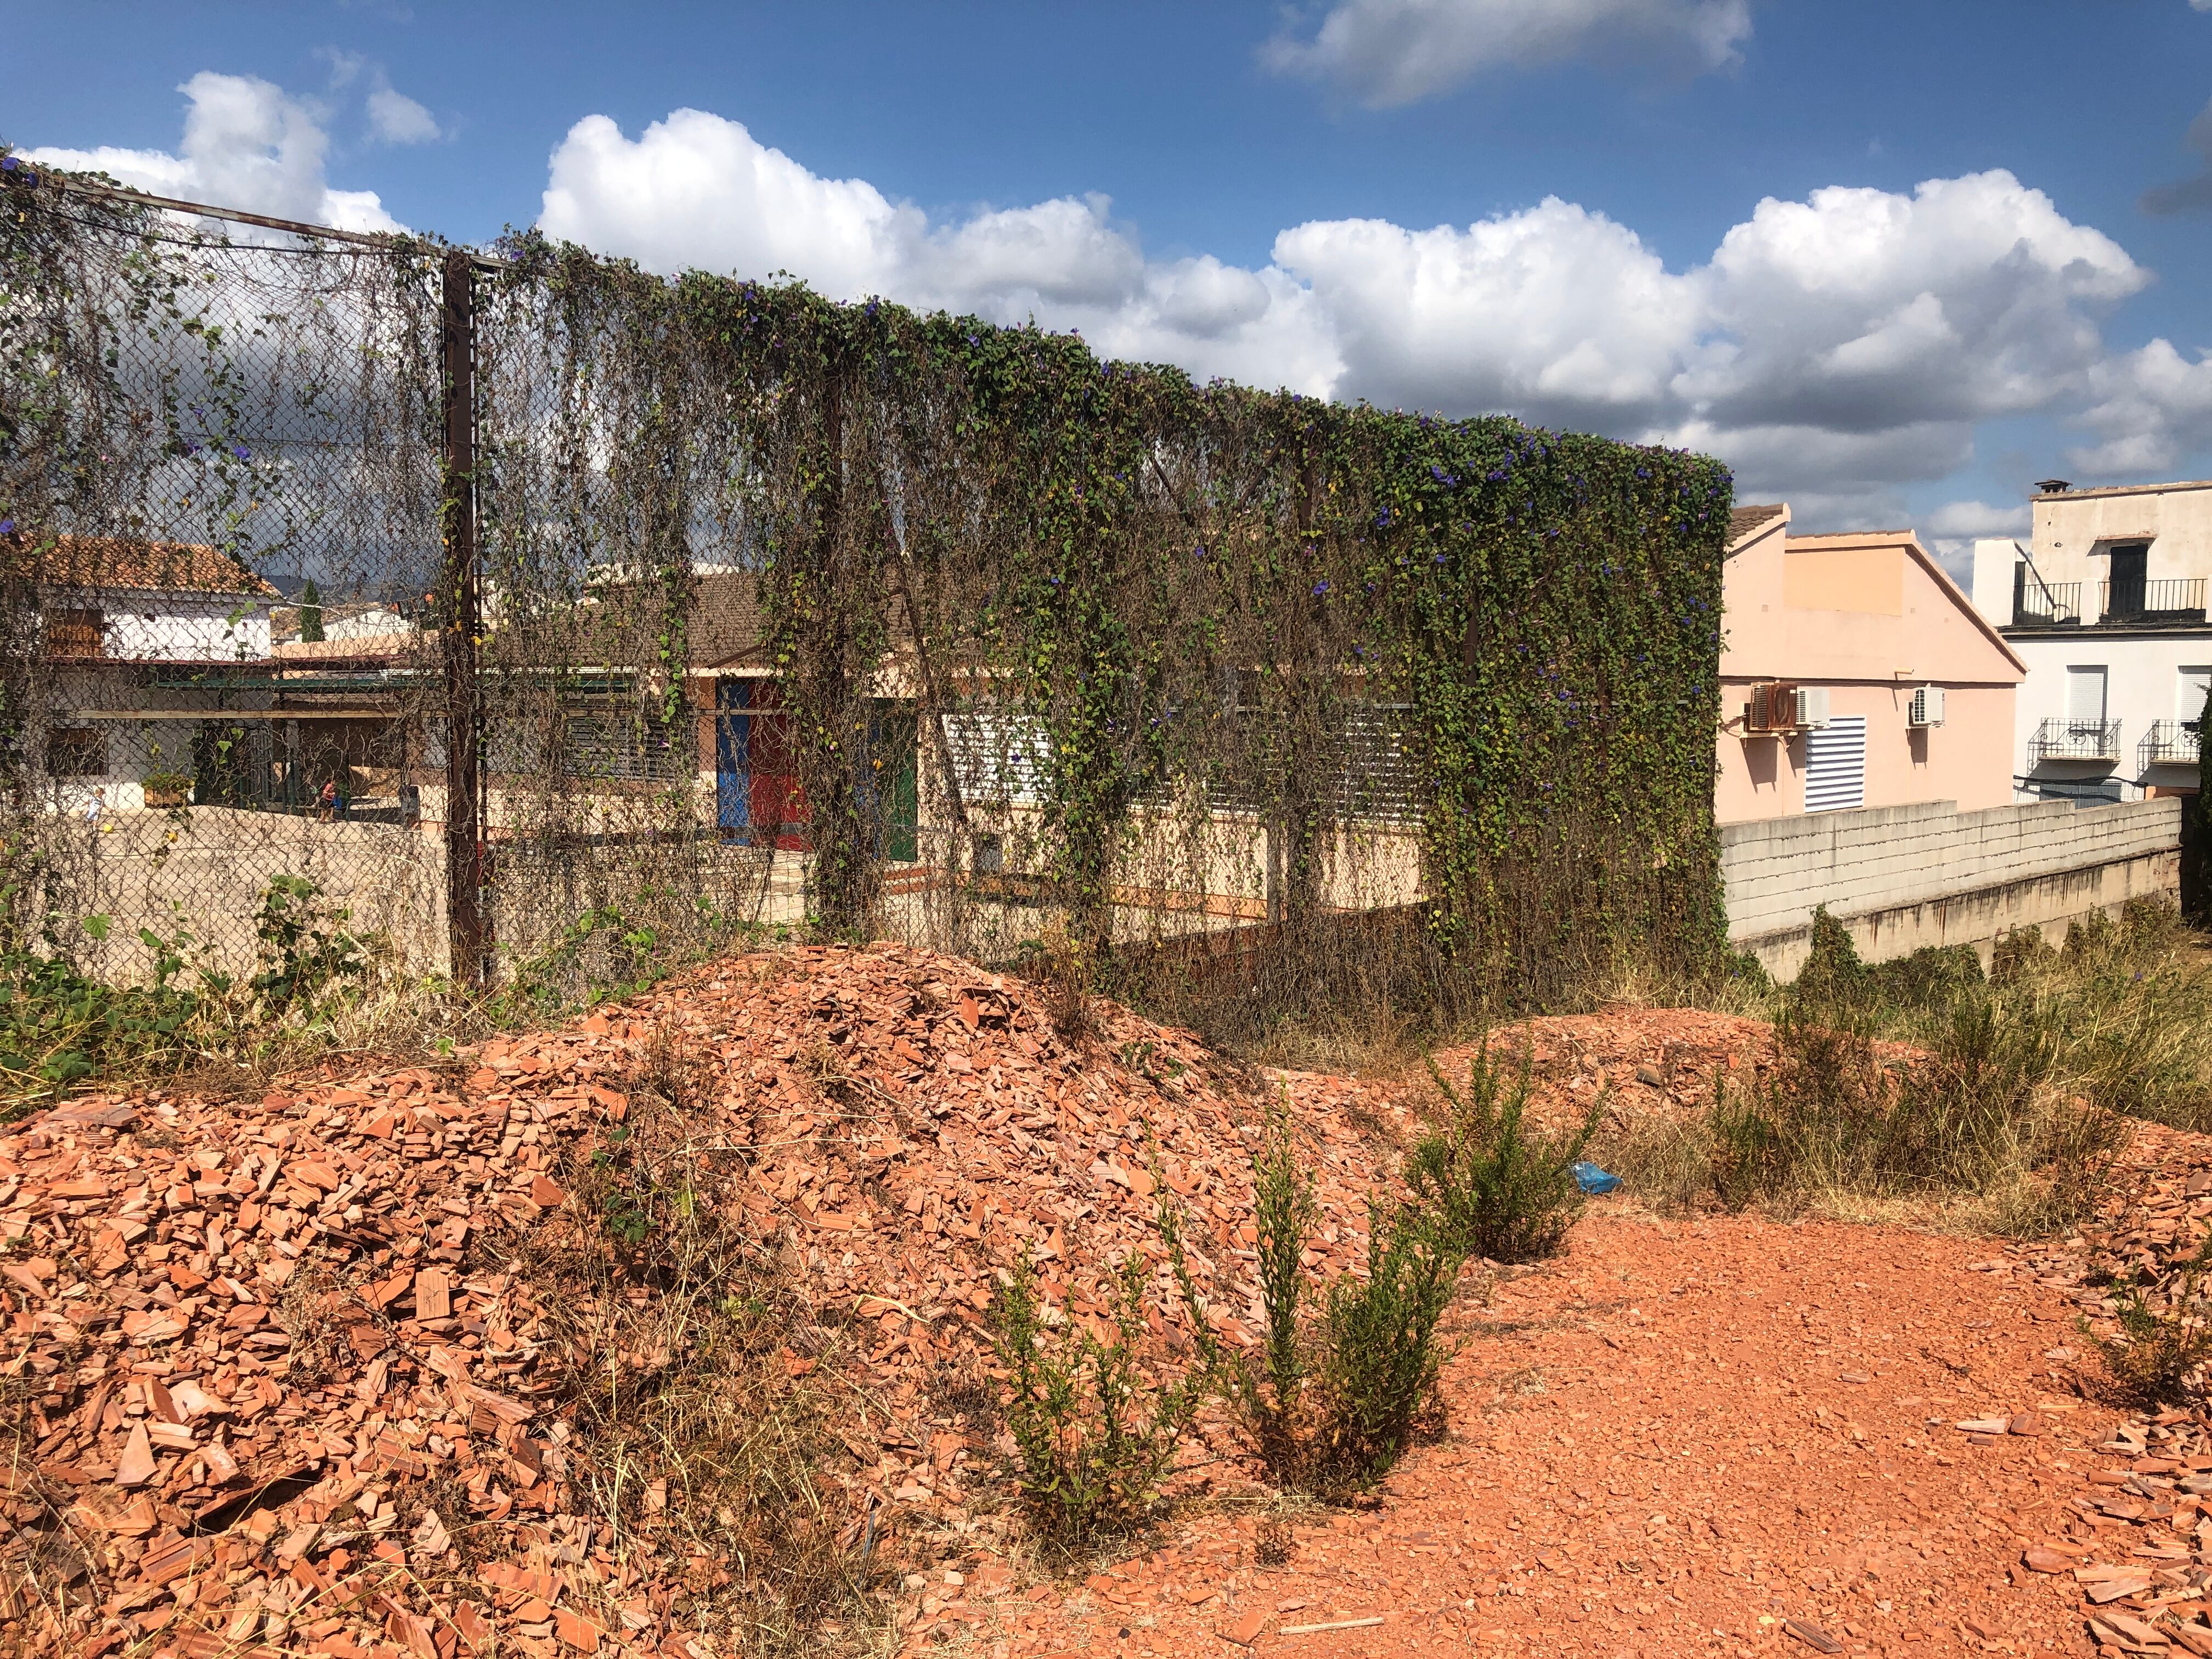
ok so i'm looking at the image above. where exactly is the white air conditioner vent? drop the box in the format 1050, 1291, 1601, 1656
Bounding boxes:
1792, 685, 1832, 729
1908, 685, 1945, 727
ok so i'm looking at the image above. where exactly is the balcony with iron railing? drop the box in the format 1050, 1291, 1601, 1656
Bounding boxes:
2139, 719, 2204, 768
2098, 577, 2208, 624
2029, 717, 2121, 763
2011, 580, 2081, 626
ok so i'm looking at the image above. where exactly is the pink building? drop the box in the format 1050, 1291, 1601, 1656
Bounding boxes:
1718, 504, 2024, 823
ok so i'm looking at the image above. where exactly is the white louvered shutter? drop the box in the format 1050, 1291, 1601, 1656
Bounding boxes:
1803, 714, 1867, 814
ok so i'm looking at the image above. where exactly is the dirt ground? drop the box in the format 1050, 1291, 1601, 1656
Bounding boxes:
906, 1207, 2103, 1659
5, 957, 2202, 1659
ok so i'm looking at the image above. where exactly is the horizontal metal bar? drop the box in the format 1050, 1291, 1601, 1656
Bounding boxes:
38, 173, 502, 269
58, 708, 402, 721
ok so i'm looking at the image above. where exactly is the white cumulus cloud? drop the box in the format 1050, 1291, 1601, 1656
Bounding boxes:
2070, 340, 2212, 476
534, 107, 2174, 510
26, 71, 401, 232
366, 82, 441, 145
1261, 0, 1754, 106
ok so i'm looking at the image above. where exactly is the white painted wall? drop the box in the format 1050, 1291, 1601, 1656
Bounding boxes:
43, 589, 273, 662
1973, 531, 2212, 800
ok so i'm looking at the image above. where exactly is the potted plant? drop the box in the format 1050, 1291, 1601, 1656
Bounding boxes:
142, 768, 192, 809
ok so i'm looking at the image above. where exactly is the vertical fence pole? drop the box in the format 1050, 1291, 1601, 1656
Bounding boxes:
440, 250, 487, 988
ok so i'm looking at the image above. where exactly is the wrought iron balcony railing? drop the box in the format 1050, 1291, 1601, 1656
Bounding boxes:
2012, 580, 2081, 625
2030, 717, 2121, 763
2098, 577, 2208, 624
2139, 719, 2204, 768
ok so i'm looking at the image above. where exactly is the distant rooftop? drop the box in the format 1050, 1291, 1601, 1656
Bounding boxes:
1727, 503, 1786, 544
14, 533, 278, 597
2033, 478, 2212, 501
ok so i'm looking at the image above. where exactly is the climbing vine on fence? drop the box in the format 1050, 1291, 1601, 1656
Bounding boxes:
2, 159, 1731, 1030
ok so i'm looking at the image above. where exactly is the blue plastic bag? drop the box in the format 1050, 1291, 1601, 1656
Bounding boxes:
1572, 1160, 1621, 1195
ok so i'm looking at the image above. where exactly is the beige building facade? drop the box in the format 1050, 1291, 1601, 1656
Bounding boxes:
1719, 505, 2024, 823
1970, 478, 2212, 804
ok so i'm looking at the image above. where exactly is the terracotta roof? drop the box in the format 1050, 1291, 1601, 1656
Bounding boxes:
14, 533, 279, 597
689, 570, 769, 669
1727, 503, 1786, 545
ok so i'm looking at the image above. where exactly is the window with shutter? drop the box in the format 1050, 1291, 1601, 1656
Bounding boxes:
44, 728, 108, 778
2067, 665, 2108, 727
1803, 715, 1866, 813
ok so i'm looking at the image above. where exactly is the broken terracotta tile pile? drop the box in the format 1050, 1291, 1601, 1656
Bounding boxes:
1415, 1005, 1774, 1138
1993, 1122, 2212, 1655
2, 943, 1412, 1659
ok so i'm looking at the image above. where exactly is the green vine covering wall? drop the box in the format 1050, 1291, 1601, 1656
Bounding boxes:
0, 161, 1732, 1035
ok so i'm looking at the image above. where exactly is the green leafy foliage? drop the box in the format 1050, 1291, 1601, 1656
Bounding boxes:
4, 161, 1735, 1060
0, 931, 201, 1098
1308, 1200, 1460, 1484
1218, 1096, 1475, 1494
988, 1246, 1212, 1540
2087, 1234, 2212, 1407
1408, 1038, 1600, 1262
484, 233, 1734, 1022
1234, 1090, 1317, 1477
249, 874, 365, 1015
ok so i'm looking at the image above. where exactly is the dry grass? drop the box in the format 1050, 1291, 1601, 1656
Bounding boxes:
510, 1029, 897, 1656
1588, 900, 2212, 1237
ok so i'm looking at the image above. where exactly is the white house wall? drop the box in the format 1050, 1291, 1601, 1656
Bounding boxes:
48, 590, 274, 662
2004, 629, 2212, 799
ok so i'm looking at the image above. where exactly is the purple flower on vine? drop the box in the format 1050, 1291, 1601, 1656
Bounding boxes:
0, 520, 13, 535
232, 445, 251, 460
0, 157, 15, 172
1311, 580, 1329, 596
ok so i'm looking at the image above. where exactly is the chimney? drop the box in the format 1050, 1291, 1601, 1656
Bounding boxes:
2035, 478, 2071, 494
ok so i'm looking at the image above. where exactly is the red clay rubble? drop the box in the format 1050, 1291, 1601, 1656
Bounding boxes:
2, 944, 2206, 1659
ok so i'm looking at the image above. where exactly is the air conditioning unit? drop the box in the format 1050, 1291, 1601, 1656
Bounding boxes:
1746, 682, 1794, 733
1908, 685, 1945, 728
1748, 682, 1831, 732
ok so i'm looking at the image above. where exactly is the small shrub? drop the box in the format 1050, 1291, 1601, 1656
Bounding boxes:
1989, 924, 2057, 988
1789, 906, 1872, 1018
1233, 1088, 1317, 1477
1705, 1075, 1784, 1212
1685, 992, 2126, 1228
1254, 1517, 1294, 1567
1870, 943, 1984, 1007
1308, 1200, 1460, 1484
2087, 1236, 2212, 1407
249, 874, 367, 1017
989, 1245, 1212, 1540
1406, 1037, 1600, 1263
1224, 1096, 1466, 1494
0, 913, 204, 1101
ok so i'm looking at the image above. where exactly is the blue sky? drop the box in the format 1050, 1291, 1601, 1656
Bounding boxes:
14, 1, 2212, 567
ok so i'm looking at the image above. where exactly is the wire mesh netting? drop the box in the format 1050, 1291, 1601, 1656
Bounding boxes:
1, 164, 1733, 1048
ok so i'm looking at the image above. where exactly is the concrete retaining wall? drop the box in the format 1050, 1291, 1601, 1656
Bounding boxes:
1723, 797, 2182, 979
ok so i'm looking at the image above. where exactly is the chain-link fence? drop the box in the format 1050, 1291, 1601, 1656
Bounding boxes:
1, 162, 1733, 1042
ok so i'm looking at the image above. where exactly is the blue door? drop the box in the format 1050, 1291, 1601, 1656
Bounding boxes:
715, 678, 751, 834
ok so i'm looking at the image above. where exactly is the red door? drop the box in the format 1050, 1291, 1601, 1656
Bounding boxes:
746, 681, 809, 850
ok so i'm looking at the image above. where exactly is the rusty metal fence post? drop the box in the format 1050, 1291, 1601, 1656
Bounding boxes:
440, 250, 487, 988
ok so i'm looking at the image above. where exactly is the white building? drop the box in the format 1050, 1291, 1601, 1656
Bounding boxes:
1970, 478, 2212, 804
26, 534, 279, 811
